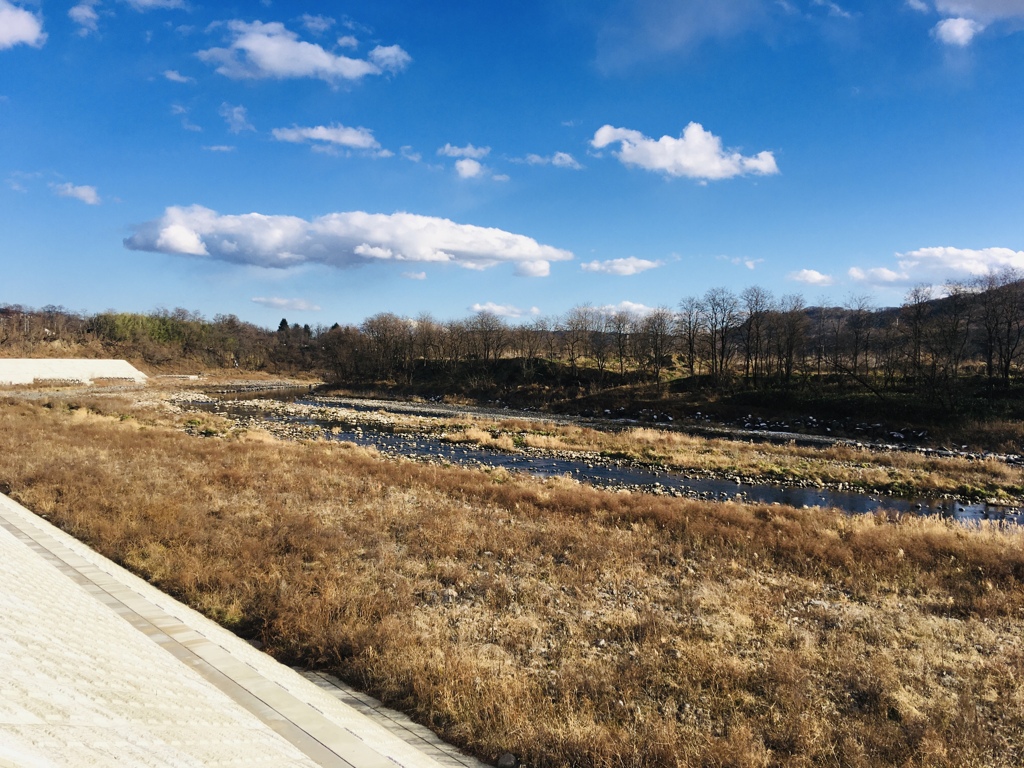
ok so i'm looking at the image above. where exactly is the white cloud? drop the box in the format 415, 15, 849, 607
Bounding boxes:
812, 0, 854, 18
907, 0, 931, 11
455, 158, 484, 178
198, 20, 409, 84
164, 69, 194, 83
592, 123, 779, 180
251, 297, 321, 311
368, 44, 412, 74
400, 146, 421, 162
402, 271, 426, 280
514, 260, 551, 277
124, 0, 185, 9
933, 17, 985, 44
69, 2, 99, 36
272, 123, 381, 152
438, 143, 490, 159
848, 266, 906, 282
525, 151, 582, 169
581, 256, 663, 276
124, 206, 573, 278
598, 301, 656, 317
492, 173, 510, 182
719, 255, 765, 270
844, 247, 1024, 288
300, 14, 334, 35
469, 302, 540, 319
203, 145, 235, 152
934, 1, 1024, 22
0, 1, 46, 49
51, 182, 100, 205
789, 268, 834, 286
337, 35, 358, 48
219, 103, 254, 133
902, 246, 1024, 277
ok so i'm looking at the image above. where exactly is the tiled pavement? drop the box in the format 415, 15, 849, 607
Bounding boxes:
0, 493, 489, 768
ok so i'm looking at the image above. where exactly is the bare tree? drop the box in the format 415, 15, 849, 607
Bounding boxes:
701, 287, 740, 382
900, 284, 933, 386
559, 305, 595, 380
608, 310, 634, 378
740, 286, 774, 385
637, 307, 676, 383
677, 296, 702, 377
468, 311, 508, 364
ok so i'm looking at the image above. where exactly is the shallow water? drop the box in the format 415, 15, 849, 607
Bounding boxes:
195, 396, 1024, 526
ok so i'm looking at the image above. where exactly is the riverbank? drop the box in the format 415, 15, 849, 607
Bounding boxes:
1, 388, 1023, 766
174, 390, 1024, 507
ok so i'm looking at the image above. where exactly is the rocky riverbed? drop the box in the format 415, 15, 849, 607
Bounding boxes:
166, 391, 1024, 524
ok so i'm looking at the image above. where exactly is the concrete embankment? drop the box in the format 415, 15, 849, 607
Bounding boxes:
0, 492, 487, 768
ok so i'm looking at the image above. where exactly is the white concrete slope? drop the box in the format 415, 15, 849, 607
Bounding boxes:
0, 359, 147, 385
0, 493, 487, 768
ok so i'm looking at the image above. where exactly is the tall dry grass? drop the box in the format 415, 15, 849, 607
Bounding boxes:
1, 395, 1023, 766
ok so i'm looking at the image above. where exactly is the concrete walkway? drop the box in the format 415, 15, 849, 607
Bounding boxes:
0, 493, 489, 768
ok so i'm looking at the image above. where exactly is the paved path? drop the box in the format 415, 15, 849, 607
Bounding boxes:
0, 493, 489, 768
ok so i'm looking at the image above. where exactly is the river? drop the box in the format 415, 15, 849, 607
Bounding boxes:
190, 390, 1024, 527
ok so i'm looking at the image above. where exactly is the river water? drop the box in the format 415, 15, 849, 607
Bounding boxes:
196, 392, 1024, 527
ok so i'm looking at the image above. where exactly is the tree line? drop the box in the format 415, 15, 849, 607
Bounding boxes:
4, 271, 1024, 411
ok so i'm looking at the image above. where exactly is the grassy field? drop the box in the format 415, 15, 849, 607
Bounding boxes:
1, 391, 1023, 766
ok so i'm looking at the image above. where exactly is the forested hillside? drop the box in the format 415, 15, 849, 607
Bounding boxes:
5, 272, 1024, 424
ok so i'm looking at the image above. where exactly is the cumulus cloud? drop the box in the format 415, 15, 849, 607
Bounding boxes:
933, 16, 985, 44
368, 44, 412, 73
272, 123, 382, 152
469, 302, 540, 319
69, 2, 99, 36
848, 266, 906, 283
0, 1, 46, 49
598, 300, 656, 317
198, 20, 410, 84
581, 256, 663, 276
251, 296, 321, 311
455, 158, 484, 179
438, 143, 490, 159
402, 271, 426, 280
592, 123, 779, 181
525, 151, 582, 169
849, 246, 1024, 287
51, 182, 100, 205
789, 268, 834, 286
124, 205, 573, 278
164, 69, 194, 83
219, 103, 254, 133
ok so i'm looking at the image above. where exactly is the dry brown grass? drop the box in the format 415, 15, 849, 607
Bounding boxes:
1, 394, 1023, 766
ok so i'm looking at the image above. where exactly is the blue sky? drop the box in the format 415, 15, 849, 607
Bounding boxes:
2, 0, 1024, 327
